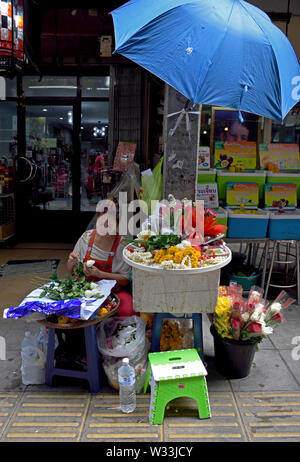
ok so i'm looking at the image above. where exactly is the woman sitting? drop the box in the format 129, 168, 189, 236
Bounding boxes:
67, 197, 134, 317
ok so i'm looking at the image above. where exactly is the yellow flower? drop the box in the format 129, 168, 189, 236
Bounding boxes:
98, 307, 108, 316
154, 245, 201, 267
214, 296, 233, 339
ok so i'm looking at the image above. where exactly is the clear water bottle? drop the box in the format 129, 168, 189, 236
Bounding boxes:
36, 326, 48, 355
21, 331, 45, 385
118, 358, 136, 413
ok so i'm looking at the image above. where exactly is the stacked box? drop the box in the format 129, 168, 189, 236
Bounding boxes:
266, 172, 300, 200
214, 207, 228, 237
217, 171, 266, 201
268, 209, 300, 240
197, 168, 216, 184
227, 209, 270, 238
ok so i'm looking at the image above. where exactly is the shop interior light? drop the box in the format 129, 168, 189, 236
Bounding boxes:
28, 86, 77, 89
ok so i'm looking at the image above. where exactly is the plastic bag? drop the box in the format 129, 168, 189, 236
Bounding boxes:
97, 316, 145, 358
139, 156, 163, 215
101, 338, 149, 392
97, 316, 148, 392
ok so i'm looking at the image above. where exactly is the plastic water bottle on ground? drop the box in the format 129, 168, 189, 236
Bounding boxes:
37, 326, 48, 356
118, 358, 136, 413
21, 331, 46, 385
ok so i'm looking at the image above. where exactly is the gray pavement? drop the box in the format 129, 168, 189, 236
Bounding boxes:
0, 306, 299, 442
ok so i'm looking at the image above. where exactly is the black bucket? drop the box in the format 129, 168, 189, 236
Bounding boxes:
210, 325, 256, 379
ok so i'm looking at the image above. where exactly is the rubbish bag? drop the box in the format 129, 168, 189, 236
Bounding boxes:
139, 156, 163, 216
97, 315, 149, 392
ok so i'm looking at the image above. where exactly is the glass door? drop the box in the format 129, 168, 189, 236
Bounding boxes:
21, 105, 74, 211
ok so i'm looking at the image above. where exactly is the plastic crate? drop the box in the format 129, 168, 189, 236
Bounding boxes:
214, 207, 228, 237
266, 172, 300, 200
227, 209, 270, 238
217, 171, 266, 201
197, 168, 216, 184
268, 209, 300, 240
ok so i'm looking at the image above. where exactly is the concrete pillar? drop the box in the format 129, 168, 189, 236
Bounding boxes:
163, 84, 200, 201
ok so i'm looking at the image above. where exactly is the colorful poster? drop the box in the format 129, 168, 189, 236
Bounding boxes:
226, 182, 259, 208
113, 141, 136, 172
264, 183, 297, 210
197, 147, 210, 169
259, 144, 300, 171
41, 138, 57, 149
214, 141, 257, 170
196, 183, 219, 208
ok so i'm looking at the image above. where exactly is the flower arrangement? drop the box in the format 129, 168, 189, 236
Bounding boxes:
124, 195, 230, 270
213, 284, 295, 347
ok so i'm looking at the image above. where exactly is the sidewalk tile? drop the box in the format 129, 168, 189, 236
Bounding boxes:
229, 350, 299, 392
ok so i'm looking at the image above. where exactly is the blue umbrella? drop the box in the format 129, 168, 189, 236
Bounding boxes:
111, 0, 300, 121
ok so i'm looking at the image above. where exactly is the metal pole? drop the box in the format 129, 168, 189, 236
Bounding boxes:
265, 240, 277, 301
261, 239, 269, 291
296, 240, 300, 305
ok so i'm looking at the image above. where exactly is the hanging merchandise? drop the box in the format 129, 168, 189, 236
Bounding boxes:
0, 0, 24, 76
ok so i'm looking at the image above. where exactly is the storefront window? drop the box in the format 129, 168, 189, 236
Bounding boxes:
0, 101, 17, 163
271, 103, 300, 145
80, 101, 109, 211
5, 77, 17, 98
81, 76, 110, 98
23, 105, 73, 211
199, 105, 212, 147
23, 76, 77, 97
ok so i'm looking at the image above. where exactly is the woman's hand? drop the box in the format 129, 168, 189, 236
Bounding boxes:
67, 252, 80, 275
83, 263, 105, 279
68, 252, 79, 267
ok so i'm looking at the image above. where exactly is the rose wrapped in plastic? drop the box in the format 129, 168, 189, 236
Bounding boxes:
213, 286, 295, 347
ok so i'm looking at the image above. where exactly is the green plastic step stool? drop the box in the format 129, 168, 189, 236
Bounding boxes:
143, 348, 211, 425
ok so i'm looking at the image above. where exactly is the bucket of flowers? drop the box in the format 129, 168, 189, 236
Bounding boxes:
210, 284, 295, 378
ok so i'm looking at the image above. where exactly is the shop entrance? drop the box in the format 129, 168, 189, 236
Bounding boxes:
14, 75, 111, 243
22, 104, 74, 212
16, 102, 87, 243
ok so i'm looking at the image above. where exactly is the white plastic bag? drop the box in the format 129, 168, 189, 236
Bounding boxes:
97, 316, 148, 392
97, 316, 146, 359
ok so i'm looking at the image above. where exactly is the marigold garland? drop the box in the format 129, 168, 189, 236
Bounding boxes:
153, 246, 201, 268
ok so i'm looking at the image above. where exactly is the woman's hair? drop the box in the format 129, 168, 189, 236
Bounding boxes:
96, 196, 120, 220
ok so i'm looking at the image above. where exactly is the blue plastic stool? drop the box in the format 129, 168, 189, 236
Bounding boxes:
45, 324, 102, 394
150, 313, 204, 360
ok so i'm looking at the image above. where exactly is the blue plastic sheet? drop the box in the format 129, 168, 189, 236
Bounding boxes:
4, 299, 88, 319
